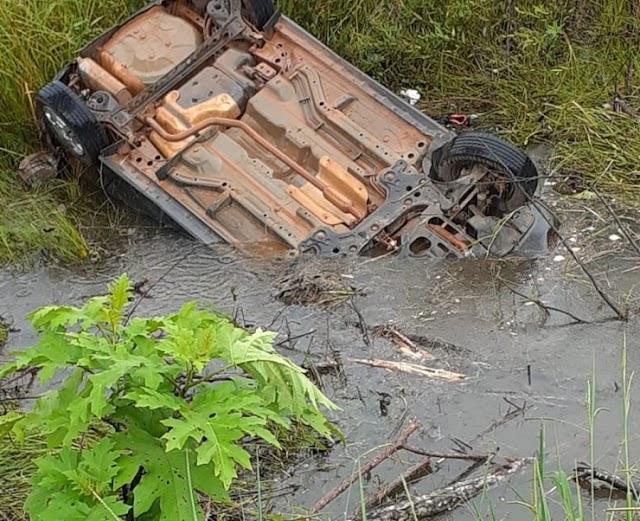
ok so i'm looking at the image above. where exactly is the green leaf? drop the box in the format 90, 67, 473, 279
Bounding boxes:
108, 274, 132, 315
0, 410, 22, 438
24, 368, 90, 446
157, 324, 215, 371
112, 405, 170, 439
124, 317, 163, 340
105, 274, 133, 329
220, 326, 338, 415
28, 305, 85, 331
85, 495, 131, 521
77, 438, 122, 494
114, 428, 227, 521
85, 347, 150, 416
125, 388, 184, 411
30, 447, 80, 490
27, 488, 92, 521
12, 330, 82, 383
160, 383, 285, 488
26, 443, 128, 521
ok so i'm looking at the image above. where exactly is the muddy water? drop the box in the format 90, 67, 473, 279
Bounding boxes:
1, 221, 639, 520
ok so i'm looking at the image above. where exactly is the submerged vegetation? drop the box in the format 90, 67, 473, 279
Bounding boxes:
524, 337, 639, 521
1, 0, 639, 264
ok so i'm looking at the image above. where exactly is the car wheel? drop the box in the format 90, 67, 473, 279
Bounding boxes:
241, 0, 275, 30
36, 80, 109, 168
429, 132, 539, 215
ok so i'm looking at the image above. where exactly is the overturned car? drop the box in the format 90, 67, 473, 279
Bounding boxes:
26, 0, 555, 259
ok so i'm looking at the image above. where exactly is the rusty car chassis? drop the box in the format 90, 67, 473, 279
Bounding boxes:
30, 0, 556, 260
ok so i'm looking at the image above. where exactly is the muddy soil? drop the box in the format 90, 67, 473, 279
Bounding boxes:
1, 197, 639, 520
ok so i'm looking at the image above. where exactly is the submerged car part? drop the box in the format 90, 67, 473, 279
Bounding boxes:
30, 0, 557, 260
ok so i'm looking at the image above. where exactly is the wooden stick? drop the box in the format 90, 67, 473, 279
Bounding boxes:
309, 421, 421, 514
401, 445, 490, 462
354, 457, 433, 519
349, 358, 465, 382
372, 325, 435, 361
362, 457, 532, 521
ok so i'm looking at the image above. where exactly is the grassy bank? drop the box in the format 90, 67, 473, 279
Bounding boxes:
1, 0, 639, 264
280, 0, 640, 200
0, 0, 144, 265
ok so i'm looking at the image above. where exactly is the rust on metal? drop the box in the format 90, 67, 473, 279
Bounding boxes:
77, 58, 132, 104
144, 115, 365, 220
428, 223, 469, 251
33, 0, 555, 260
99, 52, 146, 95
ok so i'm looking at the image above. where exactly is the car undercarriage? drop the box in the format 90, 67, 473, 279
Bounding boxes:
25, 0, 557, 260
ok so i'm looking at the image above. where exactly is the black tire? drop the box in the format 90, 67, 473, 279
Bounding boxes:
241, 0, 275, 30
429, 132, 538, 215
36, 80, 109, 168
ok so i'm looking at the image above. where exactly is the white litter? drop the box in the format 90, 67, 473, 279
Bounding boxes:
553, 255, 566, 262
400, 89, 421, 106
609, 234, 622, 242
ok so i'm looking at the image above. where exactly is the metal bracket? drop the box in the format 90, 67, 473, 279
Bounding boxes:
299, 160, 457, 257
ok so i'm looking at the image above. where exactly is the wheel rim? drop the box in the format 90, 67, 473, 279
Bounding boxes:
43, 107, 84, 157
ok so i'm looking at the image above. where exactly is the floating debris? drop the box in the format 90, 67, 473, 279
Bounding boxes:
399, 88, 421, 105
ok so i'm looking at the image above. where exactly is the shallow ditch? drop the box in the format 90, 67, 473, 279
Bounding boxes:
1, 193, 639, 520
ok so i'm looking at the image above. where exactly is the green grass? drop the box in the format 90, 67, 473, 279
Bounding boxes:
518, 335, 639, 520
1, 0, 639, 264
0, 0, 144, 266
279, 0, 640, 201
0, 432, 51, 521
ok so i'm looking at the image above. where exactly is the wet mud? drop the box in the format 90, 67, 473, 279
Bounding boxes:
1, 199, 639, 520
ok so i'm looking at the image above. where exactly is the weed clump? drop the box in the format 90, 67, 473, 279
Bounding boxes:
0, 0, 145, 265
0, 275, 337, 520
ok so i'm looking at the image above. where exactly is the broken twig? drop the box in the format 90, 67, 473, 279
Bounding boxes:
361, 458, 533, 521
372, 324, 435, 361
355, 457, 434, 518
349, 358, 465, 382
310, 421, 421, 514
401, 446, 491, 462
499, 277, 589, 325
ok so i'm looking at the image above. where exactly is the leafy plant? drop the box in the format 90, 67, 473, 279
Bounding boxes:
0, 274, 338, 520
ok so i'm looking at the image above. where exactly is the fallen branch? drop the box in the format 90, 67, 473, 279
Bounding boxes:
372, 325, 435, 361
350, 297, 372, 348
401, 446, 490, 462
349, 358, 465, 382
309, 421, 421, 514
361, 458, 533, 521
573, 462, 640, 501
355, 457, 433, 518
